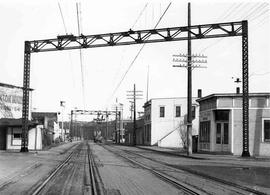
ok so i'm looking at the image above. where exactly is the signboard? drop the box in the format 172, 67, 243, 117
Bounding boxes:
0, 85, 24, 119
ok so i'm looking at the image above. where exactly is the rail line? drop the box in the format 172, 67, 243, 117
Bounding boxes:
127, 146, 268, 195
102, 145, 204, 195
87, 142, 104, 195
31, 142, 101, 195
103, 144, 268, 195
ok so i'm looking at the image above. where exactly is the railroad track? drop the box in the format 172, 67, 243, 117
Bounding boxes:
102, 145, 205, 195
103, 144, 267, 195
127, 147, 268, 195
31, 142, 102, 195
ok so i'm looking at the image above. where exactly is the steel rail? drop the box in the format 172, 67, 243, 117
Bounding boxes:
31, 144, 79, 195
87, 142, 98, 195
102, 145, 203, 195
119, 146, 268, 195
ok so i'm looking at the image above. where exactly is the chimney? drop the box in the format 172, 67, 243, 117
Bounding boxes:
236, 87, 240, 94
198, 89, 202, 98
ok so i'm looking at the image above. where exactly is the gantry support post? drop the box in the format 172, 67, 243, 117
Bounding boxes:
241, 20, 250, 157
21, 41, 31, 152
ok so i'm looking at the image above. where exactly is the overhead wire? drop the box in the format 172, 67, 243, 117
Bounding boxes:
131, 3, 149, 29
109, 2, 172, 101
76, 2, 86, 109
197, 2, 269, 54
112, 3, 149, 88
57, 2, 76, 107
58, 2, 68, 33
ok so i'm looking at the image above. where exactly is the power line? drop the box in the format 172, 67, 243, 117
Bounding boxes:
111, 3, 149, 92
76, 2, 86, 109
245, 3, 268, 20
131, 3, 149, 29
57, 2, 76, 106
58, 2, 68, 33
198, 3, 269, 53
109, 2, 172, 101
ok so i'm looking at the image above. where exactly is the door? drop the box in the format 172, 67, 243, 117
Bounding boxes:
0, 126, 7, 150
216, 122, 229, 152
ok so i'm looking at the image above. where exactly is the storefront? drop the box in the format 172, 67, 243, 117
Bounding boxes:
0, 83, 33, 150
197, 93, 270, 156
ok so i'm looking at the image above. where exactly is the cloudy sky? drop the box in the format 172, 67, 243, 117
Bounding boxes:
0, 0, 269, 119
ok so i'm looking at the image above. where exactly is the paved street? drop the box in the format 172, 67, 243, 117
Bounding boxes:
0, 141, 270, 194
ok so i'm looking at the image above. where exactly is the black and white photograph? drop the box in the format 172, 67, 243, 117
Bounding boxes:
0, 0, 269, 194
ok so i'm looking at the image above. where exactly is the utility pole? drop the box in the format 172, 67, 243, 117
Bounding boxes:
60, 101, 65, 142
127, 84, 143, 146
173, 52, 207, 155
187, 2, 192, 156
115, 106, 118, 143
172, 3, 207, 155
70, 110, 73, 140
106, 110, 109, 140
133, 84, 136, 146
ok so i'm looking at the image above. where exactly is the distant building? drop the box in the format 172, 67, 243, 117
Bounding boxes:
143, 96, 200, 148
124, 118, 144, 145
196, 93, 270, 156
32, 112, 60, 143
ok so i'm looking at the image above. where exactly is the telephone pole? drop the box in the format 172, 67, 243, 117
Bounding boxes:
127, 84, 143, 146
173, 51, 207, 155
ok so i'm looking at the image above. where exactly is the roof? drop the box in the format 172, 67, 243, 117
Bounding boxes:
32, 112, 59, 118
148, 97, 198, 101
143, 96, 199, 108
196, 93, 270, 102
0, 118, 37, 127
0, 82, 34, 91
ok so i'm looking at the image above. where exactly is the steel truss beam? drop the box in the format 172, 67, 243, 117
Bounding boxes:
28, 21, 243, 53
72, 109, 118, 116
21, 20, 250, 157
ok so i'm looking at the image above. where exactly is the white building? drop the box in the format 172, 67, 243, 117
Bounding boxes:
143, 96, 200, 148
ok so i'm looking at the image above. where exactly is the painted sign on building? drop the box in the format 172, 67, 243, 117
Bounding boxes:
0, 84, 24, 119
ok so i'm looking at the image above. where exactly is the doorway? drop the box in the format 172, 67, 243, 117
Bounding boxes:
0, 126, 7, 150
216, 122, 229, 152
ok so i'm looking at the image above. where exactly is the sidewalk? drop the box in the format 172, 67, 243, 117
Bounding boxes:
137, 145, 270, 161
136, 145, 270, 193
0, 141, 80, 189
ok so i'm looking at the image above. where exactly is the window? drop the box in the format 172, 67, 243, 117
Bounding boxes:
199, 121, 210, 143
160, 106, 165, 117
192, 106, 196, 119
13, 133, 21, 139
216, 123, 221, 144
175, 106, 181, 117
263, 119, 270, 142
215, 110, 229, 121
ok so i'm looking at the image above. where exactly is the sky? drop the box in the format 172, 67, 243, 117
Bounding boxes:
0, 0, 269, 120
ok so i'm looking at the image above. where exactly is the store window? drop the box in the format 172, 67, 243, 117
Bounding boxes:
263, 119, 270, 142
160, 106, 165, 117
199, 121, 210, 143
215, 110, 229, 121
175, 106, 181, 117
192, 106, 196, 119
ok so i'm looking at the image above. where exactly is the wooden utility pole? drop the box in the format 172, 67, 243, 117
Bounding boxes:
187, 2, 192, 155
127, 84, 143, 146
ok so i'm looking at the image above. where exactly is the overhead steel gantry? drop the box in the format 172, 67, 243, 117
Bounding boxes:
70, 109, 120, 140
21, 20, 250, 157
